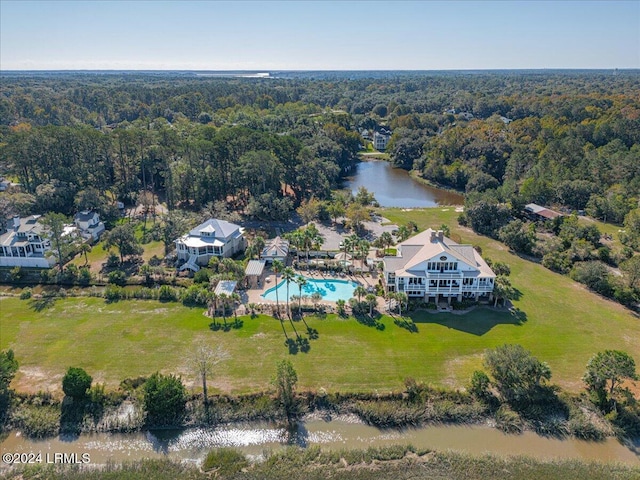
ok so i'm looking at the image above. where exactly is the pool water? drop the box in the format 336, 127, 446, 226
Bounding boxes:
262, 277, 358, 303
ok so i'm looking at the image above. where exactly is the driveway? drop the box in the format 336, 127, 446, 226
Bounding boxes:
315, 215, 398, 251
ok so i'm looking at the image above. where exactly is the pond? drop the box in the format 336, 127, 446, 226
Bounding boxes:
345, 160, 464, 207
1, 418, 638, 468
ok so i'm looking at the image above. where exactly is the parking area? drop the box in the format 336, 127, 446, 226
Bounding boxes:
315, 215, 398, 251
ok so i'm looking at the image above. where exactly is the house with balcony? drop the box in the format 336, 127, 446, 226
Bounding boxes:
73, 211, 105, 241
373, 127, 392, 151
0, 216, 55, 268
383, 229, 495, 304
175, 218, 246, 272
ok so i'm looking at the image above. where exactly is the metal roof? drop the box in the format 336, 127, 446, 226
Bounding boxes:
214, 280, 237, 296
245, 259, 266, 276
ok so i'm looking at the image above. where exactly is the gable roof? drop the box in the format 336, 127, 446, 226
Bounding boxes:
525, 203, 562, 219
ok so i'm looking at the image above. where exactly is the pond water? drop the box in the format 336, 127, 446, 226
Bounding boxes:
262, 277, 357, 303
345, 161, 464, 208
1, 418, 638, 469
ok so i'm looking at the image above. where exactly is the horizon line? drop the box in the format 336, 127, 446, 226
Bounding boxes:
1, 67, 637, 73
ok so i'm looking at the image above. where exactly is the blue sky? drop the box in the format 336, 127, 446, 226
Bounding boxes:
1, 1, 638, 70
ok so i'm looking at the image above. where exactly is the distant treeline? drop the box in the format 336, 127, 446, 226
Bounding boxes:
0, 72, 639, 223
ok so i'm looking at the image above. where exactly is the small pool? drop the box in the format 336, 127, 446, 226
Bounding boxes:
262, 277, 358, 303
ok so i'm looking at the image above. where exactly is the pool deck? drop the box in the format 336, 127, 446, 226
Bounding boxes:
242, 266, 381, 310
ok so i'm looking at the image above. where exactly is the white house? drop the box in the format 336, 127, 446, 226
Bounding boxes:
373, 128, 392, 151
260, 236, 289, 264
0, 216, 55, 268
383, 228, 495, 304
73, 211, 105, 241
175, 218, 246, 271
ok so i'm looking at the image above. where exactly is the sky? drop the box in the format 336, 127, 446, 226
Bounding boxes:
1, 0, 638, 70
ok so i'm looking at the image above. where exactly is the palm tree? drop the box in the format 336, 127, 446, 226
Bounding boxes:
295, 275, 308, 317
493, 276, 515, 307
284, 231, 301, 263
80, 242, 92, 265
218, 293, 229, 328
357, 239, 370, 261
379, 232, 393, 253
353, 285, 367, 303
396, 292, 408, 317
208, 292, 218, 327
231, 292, 242, 326
365, 293, 377, 316
272, 259, 284, 318
139, 264, 153, 285
252, 235, 266, 260
346, 234, 360, 260
396, 225, 411, 242
308, 225, 324, 252
282, 267, 296, 319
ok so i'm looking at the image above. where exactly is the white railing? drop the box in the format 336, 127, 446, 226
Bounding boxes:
0, 256, 54, 268
179, 253, 200, 272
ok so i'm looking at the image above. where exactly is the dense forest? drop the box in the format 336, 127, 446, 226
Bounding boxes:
1, 72, 640, 285
1, 71, 638, 220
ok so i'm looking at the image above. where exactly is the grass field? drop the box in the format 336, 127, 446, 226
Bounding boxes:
70, 222, 165, 271
2, 207, 639, 395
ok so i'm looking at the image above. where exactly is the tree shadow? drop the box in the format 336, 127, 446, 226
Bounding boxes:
286, 338, 299, 355
354, 312, 385, 330
28, 296, 57, 311
412, 307, 528, 336
393, 316, 419, 333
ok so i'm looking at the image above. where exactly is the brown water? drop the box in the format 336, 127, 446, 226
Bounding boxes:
1, 417, 638, 469
345, 161, 463, 207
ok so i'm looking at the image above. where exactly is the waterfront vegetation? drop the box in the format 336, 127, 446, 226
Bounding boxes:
2, 447, 639, 480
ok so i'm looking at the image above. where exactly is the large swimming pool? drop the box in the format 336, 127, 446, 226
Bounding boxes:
261, 277, 358, 303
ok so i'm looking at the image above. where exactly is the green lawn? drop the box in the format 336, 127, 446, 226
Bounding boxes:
2, 207, 639, 396
69, 224, 165, 270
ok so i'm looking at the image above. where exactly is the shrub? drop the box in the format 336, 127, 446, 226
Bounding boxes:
120, 376, 147, 392
9, 266, 24, 282
143, 372, 186, 426
12, 404, 60, 438
104, 284, 127, 301
495, 405, 523, 433
158, 285, 179, 302
78, 267, 93, 286
181, 285, 209, 307
20, 288, 32, 300
569, 261, 613, 297
469, 370, 491, 399
202, 448, 249, 474
62, 367, 92, 399
193, 268, 211, 284
132, 287, 158, 300
108, 269, 127, 286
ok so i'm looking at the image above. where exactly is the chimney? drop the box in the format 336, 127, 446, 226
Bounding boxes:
430, 230, 437, 242
12, 216, 20, 229
437, 230, 444, 241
